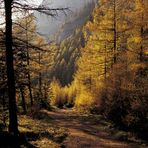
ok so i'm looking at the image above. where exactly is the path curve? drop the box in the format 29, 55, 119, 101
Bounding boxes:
41, 109, 144, 148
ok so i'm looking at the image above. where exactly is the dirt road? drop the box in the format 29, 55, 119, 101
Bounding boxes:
43, 109, 145, 148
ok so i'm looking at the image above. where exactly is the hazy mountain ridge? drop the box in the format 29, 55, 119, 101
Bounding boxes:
34, 0, 96, 42
56, 1, 95, 42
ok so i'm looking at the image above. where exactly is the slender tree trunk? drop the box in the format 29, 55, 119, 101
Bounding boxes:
140, 26, 144, 62
25, 16, 34, 106
104, 31, 107, 80
4, 0, 19, 135
104, 51, 107, 79
113, 0, 117, 63
20, 87, 27, 114
140, 4, 144, 62
27, 71, 33, 106
39, 72, 42, 95
38, 52, 43, 106
39, 52, 42, 94
26, 41, 33, 106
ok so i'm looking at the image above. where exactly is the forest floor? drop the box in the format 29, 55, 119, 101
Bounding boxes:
0, 109, 147, 148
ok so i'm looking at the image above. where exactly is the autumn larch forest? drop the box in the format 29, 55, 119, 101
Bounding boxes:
0, 0, 147, 147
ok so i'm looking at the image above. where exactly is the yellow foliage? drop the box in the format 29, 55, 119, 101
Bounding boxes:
75, 88, 95, 112
129, 63, 146, 71
49, 79, 77, 108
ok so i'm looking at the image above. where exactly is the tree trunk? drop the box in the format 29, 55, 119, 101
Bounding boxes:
113, 0, 117, 64
104, 31, 107, 79
27, 72, 33, 106
140, 27, 143, 62
26, 47, 33, 106
4, 0, 19, 135
26, 18, 33, 106
38, 52, 44, 106
20, 87, 27, 114
140, 11, 144, 62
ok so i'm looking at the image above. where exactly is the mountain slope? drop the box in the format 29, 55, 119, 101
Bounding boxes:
34, 0, 96, 42
56, 1, 95, 42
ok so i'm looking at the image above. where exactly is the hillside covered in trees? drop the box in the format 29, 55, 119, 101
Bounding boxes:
0, 0, 148, 147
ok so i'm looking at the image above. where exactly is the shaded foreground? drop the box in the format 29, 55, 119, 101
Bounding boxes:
0, 109, 147, 148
